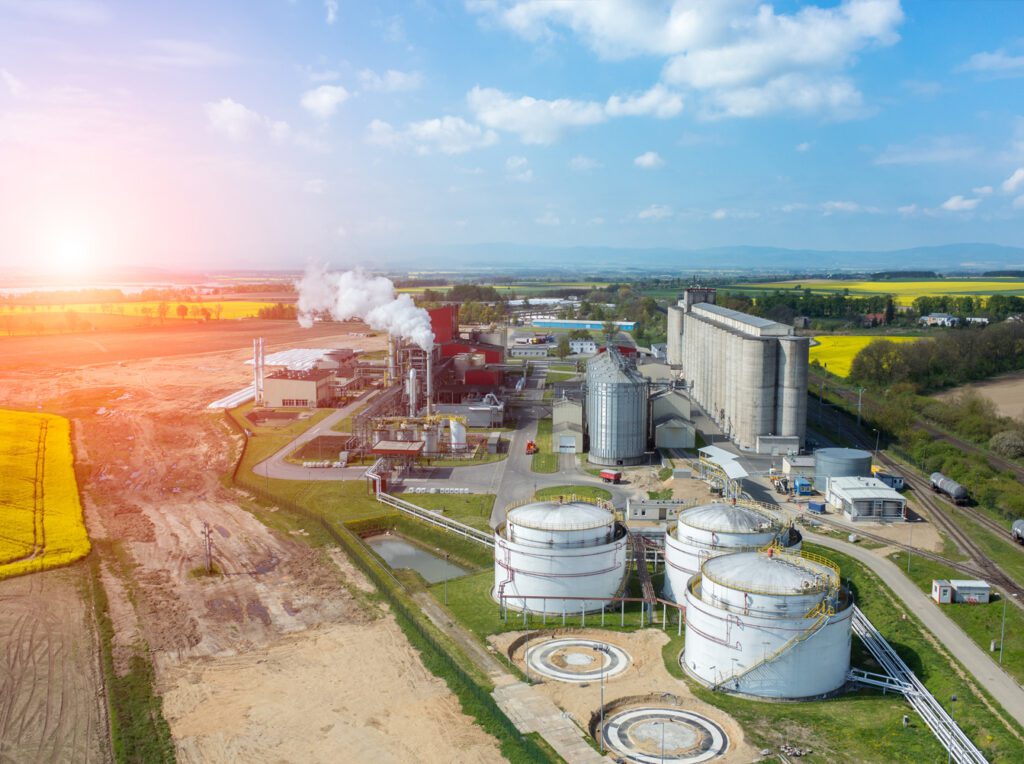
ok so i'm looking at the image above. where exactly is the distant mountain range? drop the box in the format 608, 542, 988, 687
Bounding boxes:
392, 242, 1024, 273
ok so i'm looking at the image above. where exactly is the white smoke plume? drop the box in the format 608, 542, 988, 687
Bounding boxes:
296, 264, 435, 350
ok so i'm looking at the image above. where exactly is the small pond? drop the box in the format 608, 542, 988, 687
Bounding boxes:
365, 535, 467, 583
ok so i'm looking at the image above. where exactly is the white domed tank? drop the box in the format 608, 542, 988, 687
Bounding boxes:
494, 500, 628, 614
663, 502, 801, 602
683, 548, 852, 699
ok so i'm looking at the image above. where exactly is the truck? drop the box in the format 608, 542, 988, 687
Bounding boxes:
525, 440, 538, 455
599, 469, 622, 484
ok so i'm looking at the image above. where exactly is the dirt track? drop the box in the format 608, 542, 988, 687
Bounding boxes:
0, 320, 503, 762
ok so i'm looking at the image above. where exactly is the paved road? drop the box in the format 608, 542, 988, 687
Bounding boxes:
807, 531, 1024, 728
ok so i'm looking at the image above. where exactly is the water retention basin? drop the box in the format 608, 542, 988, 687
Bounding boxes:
365, 534, 468, 583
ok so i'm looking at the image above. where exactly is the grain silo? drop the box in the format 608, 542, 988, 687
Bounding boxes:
585, 348, 649, 466
813, 447, 872, 491
494, 500, 628, 614
683, 548, 852, 699
662, 502, 802, 602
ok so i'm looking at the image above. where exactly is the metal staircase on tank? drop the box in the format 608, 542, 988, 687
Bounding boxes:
627, 530, 656, 604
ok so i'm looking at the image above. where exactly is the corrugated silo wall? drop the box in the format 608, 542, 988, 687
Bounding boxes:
776, 336, 809, 442
587, 377, 649, 465
739, 337, 778, 450
666, 305, 684, 367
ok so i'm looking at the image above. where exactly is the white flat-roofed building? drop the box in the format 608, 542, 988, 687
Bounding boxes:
826, 476, 907, 522
569, 339, 598, 354
782, 455, 815, 479
949, 579, 991, 604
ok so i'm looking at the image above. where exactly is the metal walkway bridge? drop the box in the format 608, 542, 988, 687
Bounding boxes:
849, 606, 987, 764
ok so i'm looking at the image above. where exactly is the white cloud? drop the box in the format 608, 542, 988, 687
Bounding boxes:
605, 84, 683, 118
587, 216, 605, 225
780, 203, 810, 213
796, 141, 811, 152
366, 116, 499, 154
941, 195, 980, 212
473, 1, 903, 120
1, 68, 24, 97
638, 203, 672, 220
1014, 195, 1024, 210
874, 136, 977, 165
958, 49, 1024, 76
336, 224, 348, 238
973, 185, 993, 196
702, 73, 866, 120
902, 79, 942, 96
301, 85, 350, 119
468, 86, 606, 144
324, 0, 338, 25
205, 98, 262, 140
569, 155, 600, 171
535, 210, 560, 226
1003, 168, 1024, 193
358, 69, 424, 93
897, 203, 918, 216
0, 0, 109, 24
821, 200, 862, 215
303, 179, 327, 194
139, 39, 236, 68
505, 155, 533, 182
634, 151, 663, 169
711, 208, 728, 220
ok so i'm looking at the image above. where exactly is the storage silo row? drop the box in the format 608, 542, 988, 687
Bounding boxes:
662, 502, 802, 602
683, 548, 853, 699
493, 501, 628, 614
585, 348, 649, 466
776, 336, 809, 441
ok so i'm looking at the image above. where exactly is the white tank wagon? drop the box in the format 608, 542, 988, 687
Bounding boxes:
683, 548, 853, 700
494, 501, 629, 614
662, 502, 802, 602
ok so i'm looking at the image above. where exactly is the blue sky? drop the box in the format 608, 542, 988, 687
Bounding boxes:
1, 0, 1023, 271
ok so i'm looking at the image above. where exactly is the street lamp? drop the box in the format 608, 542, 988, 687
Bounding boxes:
596, 644, 611, 753
660, 720, 666, 764
873, 428, 880, 456
907, 521, 913, 573
1000, 592, 1018, 665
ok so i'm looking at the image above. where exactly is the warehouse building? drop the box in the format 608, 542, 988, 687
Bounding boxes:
263, 368, 335, 407
667, 288, 809, 453
826, 476, 907, 522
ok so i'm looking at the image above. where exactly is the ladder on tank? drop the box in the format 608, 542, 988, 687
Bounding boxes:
713, 610, 831, 691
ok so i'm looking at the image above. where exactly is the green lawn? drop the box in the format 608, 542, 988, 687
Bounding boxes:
544, 370, 579, 381
533, 484, 611, 502
426, 450, 508, 468
889, 550, 1024, 685
530, 418, 558, 473
402, 493, 496, 532
945, 510, 1024, 589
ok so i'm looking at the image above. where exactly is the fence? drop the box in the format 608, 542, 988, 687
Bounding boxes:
223, 411, 552, 762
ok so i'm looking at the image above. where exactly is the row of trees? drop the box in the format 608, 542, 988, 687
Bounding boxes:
848, 320, 1024, 391
724, 289, 895, 323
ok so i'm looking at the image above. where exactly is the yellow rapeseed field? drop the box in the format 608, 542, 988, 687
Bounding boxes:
810, 335, 922, 378
4, 300, 278, 320
0, 409, 90, 580
741, 279, 1024, 306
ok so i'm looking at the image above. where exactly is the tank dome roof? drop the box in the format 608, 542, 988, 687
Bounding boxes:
678, 503, 779, 534
701, 551, 834, 594
508, 501, 613, 531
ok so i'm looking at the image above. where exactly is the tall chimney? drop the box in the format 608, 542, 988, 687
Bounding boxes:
425, 352, 433, 415
386, 335, 396, 386
408, 368, 418, 417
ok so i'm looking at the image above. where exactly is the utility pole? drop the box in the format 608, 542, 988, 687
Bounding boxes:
856, 387, 864, 427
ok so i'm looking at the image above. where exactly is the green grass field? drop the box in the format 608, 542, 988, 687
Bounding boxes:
530, 419, 558, 473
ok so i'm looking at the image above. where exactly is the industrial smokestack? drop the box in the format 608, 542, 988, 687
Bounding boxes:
425, 352, 433, 416
408, 368, 418, 418
387, 335, 396, 386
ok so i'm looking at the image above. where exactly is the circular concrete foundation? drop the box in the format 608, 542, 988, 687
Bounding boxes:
601, 707, 729, 764
525, 638, 630, 683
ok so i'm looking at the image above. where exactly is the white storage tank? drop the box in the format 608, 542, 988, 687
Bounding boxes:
814, 447, 872, 491
683, 548, 852, 699
662, 502, 802, 602
494, 501, 628, 614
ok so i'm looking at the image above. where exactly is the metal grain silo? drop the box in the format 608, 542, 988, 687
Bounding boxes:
814, 447, 872, 491
585, 348, 649, 466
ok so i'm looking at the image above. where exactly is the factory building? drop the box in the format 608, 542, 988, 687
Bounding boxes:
263, 369, 335, 407
667, 289, 809, 453
585, 349, 650, 466
826, 476, 907, 522
493, 500, 629, 614
683, 548, 852, 699
663, 502, 801, 601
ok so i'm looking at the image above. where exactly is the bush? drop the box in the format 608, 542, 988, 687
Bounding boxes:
989, 430, 1024, 459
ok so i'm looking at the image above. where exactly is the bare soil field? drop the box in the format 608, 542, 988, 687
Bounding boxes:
0, 566, 107, 763
0, 321, 503, 762
935, 371, 1024, 420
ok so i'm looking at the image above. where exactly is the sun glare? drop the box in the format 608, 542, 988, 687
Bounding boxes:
49, 232, 94, 277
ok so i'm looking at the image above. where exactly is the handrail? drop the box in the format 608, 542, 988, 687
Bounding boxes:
716, 611, 830, 690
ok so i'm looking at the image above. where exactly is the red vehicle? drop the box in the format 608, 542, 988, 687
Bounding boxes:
599, 469, 622, 484
525, 440, 538, 455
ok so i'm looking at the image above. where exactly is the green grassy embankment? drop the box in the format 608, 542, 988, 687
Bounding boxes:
530, 418, 558, 473
533, 485, 611, 502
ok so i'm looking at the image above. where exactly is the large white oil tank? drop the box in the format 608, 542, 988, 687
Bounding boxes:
814, 448, 872, 491
683, 548, 852, 699
494, 501, 628, 614
663, 502, 802, 602
449, 419, 467, 452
